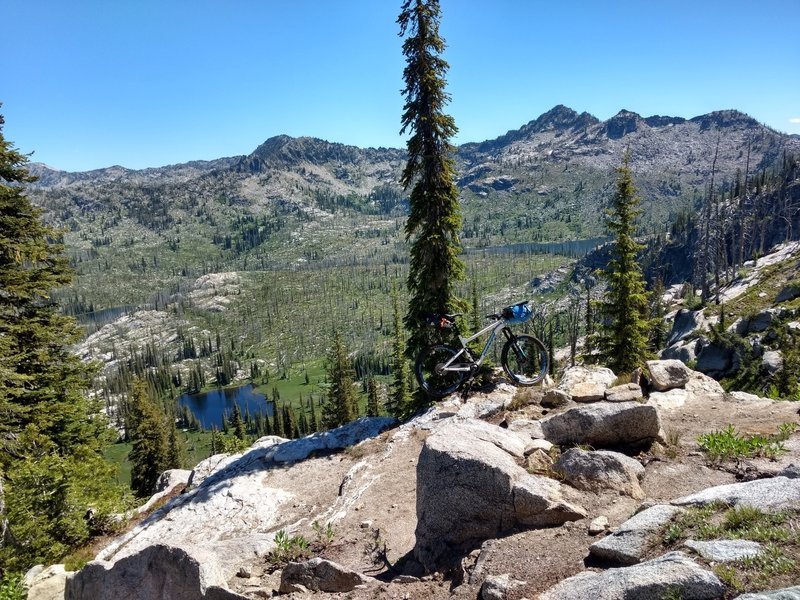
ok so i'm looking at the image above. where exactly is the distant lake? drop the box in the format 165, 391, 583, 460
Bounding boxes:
176, 384, 273, 430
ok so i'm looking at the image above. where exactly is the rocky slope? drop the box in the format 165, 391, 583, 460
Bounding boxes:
27, 362, 800, 600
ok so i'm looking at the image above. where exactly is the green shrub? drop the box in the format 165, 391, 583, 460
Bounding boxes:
697, 424, 788, 462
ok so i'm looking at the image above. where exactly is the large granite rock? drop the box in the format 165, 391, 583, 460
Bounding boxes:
684, 539, 763, 562
604, 383, 643, 403
554, 448, 645, 498
558, 366, 617, 402
65, 544, 247, 600
661, 339, 698, 364
674, 476, 800, 512
273, 417, 397, 463
26, 564, 72, 600
540, 402, 663, 449
414, 418, 586, 571
695, 339, 740, 379
279, 558, 374, 593
589, 504, 685, 565
646, 359, 692, 392
539, 552, 724, 600
66, 417, 397, 600
667, 309, 707, 346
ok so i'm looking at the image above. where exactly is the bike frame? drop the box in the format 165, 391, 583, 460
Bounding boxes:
438, 318, 515, 372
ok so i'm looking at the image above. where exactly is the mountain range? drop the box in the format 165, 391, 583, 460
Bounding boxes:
25, 105, 800, 311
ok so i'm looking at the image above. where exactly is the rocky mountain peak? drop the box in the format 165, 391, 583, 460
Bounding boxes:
604, 109, 645, 140
531, 104, 599, 132
690, 109, 762, 131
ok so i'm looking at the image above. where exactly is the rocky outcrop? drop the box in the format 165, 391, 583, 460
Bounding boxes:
540, 402, 663, 449
695, 339, 740, 379
667, 309, 707, 346
273, 417, 397, 463
413, 418, 586, 571
65, 544, 247, 600
540, 552, 725, 600
554, 448, 645, 498
66, 416, 399, 600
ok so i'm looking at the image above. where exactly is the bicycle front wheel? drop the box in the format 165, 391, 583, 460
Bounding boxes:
501, 334, 548, 386
415, 345, 467, 398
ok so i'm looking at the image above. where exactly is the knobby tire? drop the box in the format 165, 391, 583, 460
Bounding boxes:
501, 334, 548, 385
415, 344, 466, 398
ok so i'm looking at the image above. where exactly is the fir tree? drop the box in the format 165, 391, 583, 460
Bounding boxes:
308, 397, 319, 432
398, 0, 465, 360
590, 152, 651, 373
366, 377, 380, 417
229, 403, 245, 440
166, 422, 185, 470
272, 402, 285, 438
321, 330, 357, 429
388, 284, 410, 417
127, 380, 169, 498
0, 108, 123, 571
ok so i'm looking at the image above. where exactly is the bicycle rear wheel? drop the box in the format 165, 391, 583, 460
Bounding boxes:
415, 345, 467, 398
501, 334, 548, 385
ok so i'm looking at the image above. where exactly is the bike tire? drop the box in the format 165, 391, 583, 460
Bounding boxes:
501, 334, 548, 386
415, 345, 467, 398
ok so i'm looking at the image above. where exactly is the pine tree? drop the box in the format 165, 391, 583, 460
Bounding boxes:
166, 421, 185, 470
229, 403, 245, 440
308, 397, 319, 432
398, 0, 465, 360
388, 284, 410, 417
321, 331, 357, 429
366, 377, 380, 417
127, 380, 169, 498
0, 108, 123, 570
590, 152, 651, 373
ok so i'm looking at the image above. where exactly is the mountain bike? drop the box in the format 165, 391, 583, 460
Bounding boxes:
414, 300, 548, 398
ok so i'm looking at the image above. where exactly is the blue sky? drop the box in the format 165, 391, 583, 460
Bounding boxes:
2, 0, 798, 172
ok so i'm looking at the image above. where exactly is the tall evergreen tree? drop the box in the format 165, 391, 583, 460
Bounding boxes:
321, 330, 357, 429
229, 403, 245, 440
398, 0, 465, 359
127, 380, 169, 498
590, 152, 651, 373
0, 108, 123, 570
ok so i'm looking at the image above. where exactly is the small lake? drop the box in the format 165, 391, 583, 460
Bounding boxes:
176, 384, 273, 430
